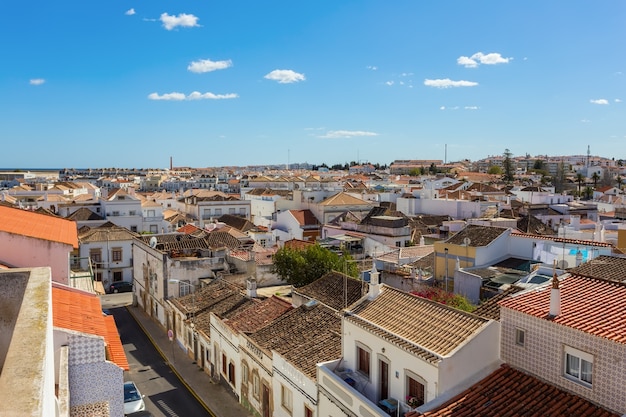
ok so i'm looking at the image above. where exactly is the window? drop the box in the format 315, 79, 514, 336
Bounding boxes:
112, 211, 120, 216
229, 208, 236, 214
242, 362, 249, 385
357, 345, 371, 377
564, 346, 593, 386
305, 406, 313, 417
147, 209, 155, 217
215, 208, 222, 216
259, 239, 267, 247
252, 373, 260, 399
179, 281, 192, 297
222, 353, 227, 375
281, 385, 293, 413
130, 225, 138, 232
90, 249, 102, 264
515, 328, 525, 347
240, 208, 246, 215
228, 362, 235, 385
204, 209, 211, 217
112, 247, 122, 262
407, 375, 425, 408
113, 271, 123, 282
129, 210, 137, 216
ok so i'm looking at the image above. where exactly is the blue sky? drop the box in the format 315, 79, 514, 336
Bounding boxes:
2, 1, 625, 169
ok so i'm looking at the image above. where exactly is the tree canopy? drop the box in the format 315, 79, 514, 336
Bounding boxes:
271, 244, 360, 287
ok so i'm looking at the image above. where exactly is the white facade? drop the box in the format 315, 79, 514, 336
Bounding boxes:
273, 354, 317, 417
101, 192, 143, 232
78, 236, 135, 290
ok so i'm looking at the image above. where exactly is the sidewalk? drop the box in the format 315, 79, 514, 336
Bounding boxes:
126, 305, 253, 417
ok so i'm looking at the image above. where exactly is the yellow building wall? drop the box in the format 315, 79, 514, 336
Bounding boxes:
433, 241, 477, 280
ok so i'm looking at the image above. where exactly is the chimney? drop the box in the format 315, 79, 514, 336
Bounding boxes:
549, 270, 560, 318
246, 278, 257, 298
368, 262, 380, 299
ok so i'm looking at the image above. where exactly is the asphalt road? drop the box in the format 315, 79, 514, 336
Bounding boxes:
102, 294, 212, 417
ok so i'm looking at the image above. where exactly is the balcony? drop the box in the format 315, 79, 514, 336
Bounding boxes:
318, 359, 407, 417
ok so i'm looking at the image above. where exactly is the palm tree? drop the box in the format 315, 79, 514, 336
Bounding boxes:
617, 175, 623, 191
576, 173, 585, 197
591, 172, 600, 189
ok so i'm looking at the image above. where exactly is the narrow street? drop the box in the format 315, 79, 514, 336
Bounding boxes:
102, 295, 212, 417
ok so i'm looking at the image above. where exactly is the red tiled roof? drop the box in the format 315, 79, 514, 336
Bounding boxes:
52, 285, 129, 370
227, 296, 293, 333
510, 231, 612, 247
499, 275, 626, 344
289, 209, 320, 226
411, 364, 619, 417
0, 205, 78, 248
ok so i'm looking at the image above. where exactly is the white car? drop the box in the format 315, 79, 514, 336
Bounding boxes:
123, 381, 146, 415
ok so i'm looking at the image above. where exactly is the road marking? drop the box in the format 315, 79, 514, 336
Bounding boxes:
156, 399, 180, 417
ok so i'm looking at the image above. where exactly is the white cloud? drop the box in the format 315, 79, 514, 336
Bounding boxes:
264, 69, 305, 84
148, 91, 238, 101
187, 59, 232, 73
367, 65, 377, 71
581, 119, 591, 123
465, 106, 479, 110
440, 106, 446, 110
424, 78, 478, 88
160, 13, 200, 30
590, 99, 609, 105
458, 52, 512, 68
125, 8, 135, 16
319, 130, 378, 139
29, 78, 45, 85
457, 56, 478, 68
385, 81, 394, 86
615, 98, 622, 103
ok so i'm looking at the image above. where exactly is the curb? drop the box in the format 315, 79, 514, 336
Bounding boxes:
125, 306, 217, 417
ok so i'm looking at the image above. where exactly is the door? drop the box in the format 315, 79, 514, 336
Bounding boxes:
379, 359, 389, 401
262, 384, 270, 417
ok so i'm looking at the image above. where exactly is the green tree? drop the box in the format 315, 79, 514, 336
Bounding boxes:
271, 245, 358, 287
591, 172, 600, 188
502, 149, 515, 182
583, 186, 593, 200
617, 175, 623, 191
487, 165, 502, 175
408, 168, 421, 176
533, 159, 545, 170
576, 173, 585, 197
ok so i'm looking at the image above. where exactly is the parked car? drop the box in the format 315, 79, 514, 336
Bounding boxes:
126, 411, 153, 417
123, 381, 145, 415
108, 281, 133, 294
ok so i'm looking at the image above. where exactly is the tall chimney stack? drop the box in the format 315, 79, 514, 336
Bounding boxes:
549, 265, 560, 318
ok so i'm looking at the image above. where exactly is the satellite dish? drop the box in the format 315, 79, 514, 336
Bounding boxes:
149, 236, 157, 248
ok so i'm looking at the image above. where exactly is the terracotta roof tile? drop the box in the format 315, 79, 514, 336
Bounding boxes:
413, 364, 619, 417
319, 192, 373, 206
0, 205, 78, 248
445, 224, 508, 247
295, 271, 367, 312
348, 286, 489, 358
247, 303, 342, 379
52, 285, 128, 370
289, 209, 320, 226
227, 296, 293, 333
568, 255, 626, 283
499, 274, 626, 344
